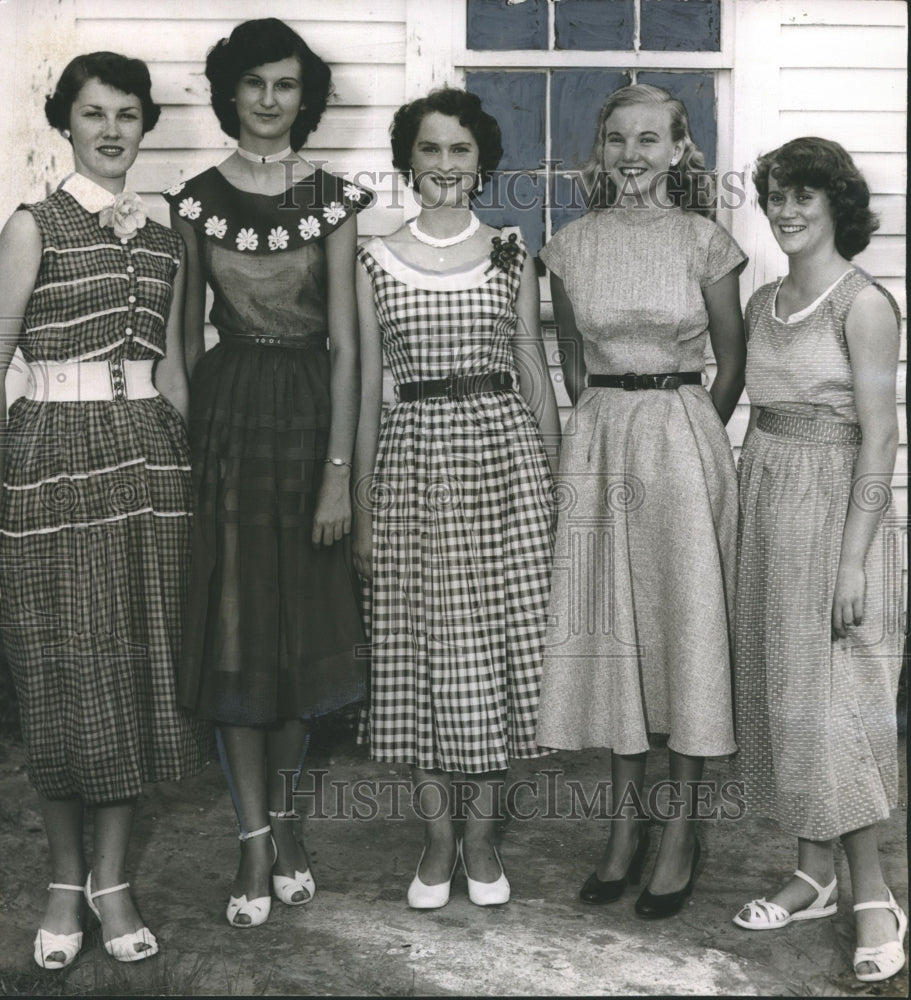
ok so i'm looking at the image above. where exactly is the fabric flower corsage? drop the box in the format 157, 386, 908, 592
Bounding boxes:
98, 191, 147, 240
489, 232, 521, 271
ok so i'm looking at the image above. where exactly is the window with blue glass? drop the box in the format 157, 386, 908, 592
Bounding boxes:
466, 0, 722, 255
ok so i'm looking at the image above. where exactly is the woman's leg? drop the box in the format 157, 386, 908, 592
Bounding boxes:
461, 771, 507, 883
265, 718, 312, 890
412, 767, 457, 884
760, 837, 836, 913
843, 824, 900, 975
36, 794, 85, 950
646, 750, 703, 893
595, 752, 648, 880
217, 725, 273, 913
90, 798, 150, 942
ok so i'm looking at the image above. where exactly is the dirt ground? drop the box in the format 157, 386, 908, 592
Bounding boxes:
0, 722, 907, 998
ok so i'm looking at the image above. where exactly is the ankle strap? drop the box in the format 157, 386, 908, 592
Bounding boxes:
268, 810, 300, 820
89, 881, 131, 901
793, 869, 836, 898
239, 824, 272, 841
48, 882, 85, 892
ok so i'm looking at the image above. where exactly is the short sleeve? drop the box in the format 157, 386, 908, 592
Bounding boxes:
701, 222, 747, 287
538, 225, 570, 280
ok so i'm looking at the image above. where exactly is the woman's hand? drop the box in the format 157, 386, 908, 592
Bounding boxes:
352, 506, 373, 580
312, 464, 352, 547
832, 560, 866, 638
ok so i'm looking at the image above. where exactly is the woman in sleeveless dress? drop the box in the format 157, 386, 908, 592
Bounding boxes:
353, 88, 558, 909
164, 19, 369, 928
0, 51, 209, 967
731, 138, 905, 984
535, 84, 747, 918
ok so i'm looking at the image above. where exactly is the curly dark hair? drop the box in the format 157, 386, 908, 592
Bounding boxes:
753, 137, 879, 259
390, 88, 503, 191
45, 51, 160, 134
205, 18, 331, 151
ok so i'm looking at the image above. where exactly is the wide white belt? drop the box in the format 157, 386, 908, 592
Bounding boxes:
26, 360, 159, 402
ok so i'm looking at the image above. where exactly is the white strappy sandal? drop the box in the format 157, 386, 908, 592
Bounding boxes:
733, 869, 838, 930
33, 883, 84, 969
85, 872, 158, 962
853, 889, 908, 983
226, 824, 277, 928
268, 810, 316, 906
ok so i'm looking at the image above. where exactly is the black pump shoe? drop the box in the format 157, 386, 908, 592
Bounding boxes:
579, 827, 651, 904
635, 839, 701, 919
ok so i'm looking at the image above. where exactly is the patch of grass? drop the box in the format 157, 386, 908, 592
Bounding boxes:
0, 949, 209, 997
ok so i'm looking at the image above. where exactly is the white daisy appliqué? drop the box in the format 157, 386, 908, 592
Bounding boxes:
298, 216, 321, 240
178, 197, 202, 220
268, 226, 290, 251
205, 216, 227, 239
164, 181, 186, 197
343, 183, 364, 203
236, 228, 259, 251
322, 202, 346, 225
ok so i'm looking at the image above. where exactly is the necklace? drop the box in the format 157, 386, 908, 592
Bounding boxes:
408, 213, 480, 248
236, 145, 293, 164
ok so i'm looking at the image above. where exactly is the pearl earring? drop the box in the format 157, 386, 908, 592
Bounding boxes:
62, 129, 71, 139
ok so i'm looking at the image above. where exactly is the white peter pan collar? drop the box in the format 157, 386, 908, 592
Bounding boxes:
60, 173, 118, 213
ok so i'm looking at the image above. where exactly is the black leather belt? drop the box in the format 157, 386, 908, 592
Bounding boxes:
396, 371, 514, 402
588, 371, 702, 391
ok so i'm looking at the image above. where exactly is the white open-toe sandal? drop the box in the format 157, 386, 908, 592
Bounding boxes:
85, 872, 158, 962
733, 869, 837, 930
853, 889, 908, 983
269, 810, 316, 906
34, 883, 84, 969
226, 824, 277, 928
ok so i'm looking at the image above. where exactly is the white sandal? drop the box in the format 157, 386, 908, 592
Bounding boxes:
733, 869, 837, 930
269, 810, 316, 906
226, 824, 276, 928
85, 872, 158, 962
33, 883, 84, 969
853, 889, 908, 982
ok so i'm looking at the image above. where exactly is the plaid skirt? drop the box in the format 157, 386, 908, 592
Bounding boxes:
358, 389, 555, 773
0, 396, 211, 803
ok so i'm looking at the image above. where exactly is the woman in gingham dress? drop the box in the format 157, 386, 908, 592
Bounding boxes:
353, 88, 558, 909
0, 53, 209, 968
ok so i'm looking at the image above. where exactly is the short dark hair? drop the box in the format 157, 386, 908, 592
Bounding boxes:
753, 137, 879, 259
45, 52, 160, 134
390, 88, 503, 188
205, 18, 331, 151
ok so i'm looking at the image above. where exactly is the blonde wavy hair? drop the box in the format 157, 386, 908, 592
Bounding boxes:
580, 83, 714, 217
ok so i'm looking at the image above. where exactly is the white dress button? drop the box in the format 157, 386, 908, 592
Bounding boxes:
128, 295, 136, 303
125, 327, 133, 335
127, 266, 135, 274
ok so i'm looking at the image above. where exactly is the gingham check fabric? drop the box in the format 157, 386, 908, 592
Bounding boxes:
357, 240, 555, 773
0, 194, 210, 802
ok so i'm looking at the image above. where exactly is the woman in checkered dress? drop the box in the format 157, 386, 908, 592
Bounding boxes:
164, 20, 368, 929
0, 53, 209, 967
353, 89, 559, 908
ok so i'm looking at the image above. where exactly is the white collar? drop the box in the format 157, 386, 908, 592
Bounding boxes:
60, 173, 119, 213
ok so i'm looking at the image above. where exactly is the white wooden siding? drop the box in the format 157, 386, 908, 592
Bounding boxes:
1, 0, 905, 544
